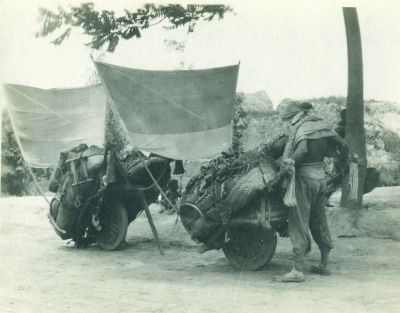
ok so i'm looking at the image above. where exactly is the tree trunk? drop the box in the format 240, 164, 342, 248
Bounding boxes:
340, 8, 367, 215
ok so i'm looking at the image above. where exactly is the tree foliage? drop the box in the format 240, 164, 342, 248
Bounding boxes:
232, 93, 250, 153
104, 105, 128, 153
1, 110, 49, 196
36, 3, 232, 52
1, 116, 30, 195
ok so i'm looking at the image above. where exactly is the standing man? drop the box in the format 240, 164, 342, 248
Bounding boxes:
278, 101, 348, 282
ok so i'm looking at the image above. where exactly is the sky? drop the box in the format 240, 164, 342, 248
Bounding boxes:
0, 0, 399, 108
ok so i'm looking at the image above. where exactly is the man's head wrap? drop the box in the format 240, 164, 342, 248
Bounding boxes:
281, 101, 313, 120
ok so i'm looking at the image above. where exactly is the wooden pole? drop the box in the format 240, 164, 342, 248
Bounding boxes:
110, 149, 165, 255
140, 192, 164, 255
141, 159, 175, 209
26, 164, 50, 205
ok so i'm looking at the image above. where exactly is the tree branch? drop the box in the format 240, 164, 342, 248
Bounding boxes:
36, 3, 233, 52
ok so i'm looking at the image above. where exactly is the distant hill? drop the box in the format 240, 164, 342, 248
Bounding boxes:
241, 90, 273, 112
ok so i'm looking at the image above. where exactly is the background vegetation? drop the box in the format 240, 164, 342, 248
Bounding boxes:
2, 94, 400, 196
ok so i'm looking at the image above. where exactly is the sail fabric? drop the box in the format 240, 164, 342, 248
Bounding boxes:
95, 61, 239, 160
4, 84, 106, 168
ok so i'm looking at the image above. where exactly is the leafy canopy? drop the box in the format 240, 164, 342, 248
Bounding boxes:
36, 3, 232, 52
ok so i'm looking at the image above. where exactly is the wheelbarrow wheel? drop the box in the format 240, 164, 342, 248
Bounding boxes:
96, 201, 128, 251
222, 224, 277, 271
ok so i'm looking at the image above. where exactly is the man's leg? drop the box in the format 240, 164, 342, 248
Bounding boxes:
280, 175, 312, 282
325, 173, 342, 207
309, 180, 333, 276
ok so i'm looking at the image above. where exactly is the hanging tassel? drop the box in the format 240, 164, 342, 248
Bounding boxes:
348, 157, 359, 201
283, 166, 297, 207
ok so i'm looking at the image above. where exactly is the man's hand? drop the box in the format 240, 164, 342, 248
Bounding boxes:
282, 158, 295, 175
283, 158, 295, 166
331, 134, 349, 162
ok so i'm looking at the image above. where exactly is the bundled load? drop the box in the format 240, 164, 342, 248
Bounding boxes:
179, 139, 290, 249
48, 144, 105, 240
48, 144, 171, 249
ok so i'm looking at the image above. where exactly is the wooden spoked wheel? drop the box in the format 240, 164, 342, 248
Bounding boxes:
95, 201, 128, 251
223, 224, 277, 271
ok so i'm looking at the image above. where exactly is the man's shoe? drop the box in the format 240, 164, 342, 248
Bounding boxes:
276, 269, 305, 282
310, 265, 331, 276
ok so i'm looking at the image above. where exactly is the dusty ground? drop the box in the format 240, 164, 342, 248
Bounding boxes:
1, 187, 400, 313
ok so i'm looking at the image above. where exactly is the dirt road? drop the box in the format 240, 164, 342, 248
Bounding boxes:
1, 188, 400, 313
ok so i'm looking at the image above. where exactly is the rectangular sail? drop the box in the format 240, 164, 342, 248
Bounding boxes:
4, 84, 106, 167
95, 61, 239, 160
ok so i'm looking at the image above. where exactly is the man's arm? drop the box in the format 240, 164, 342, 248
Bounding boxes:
329, 134, 349, 162
292, 140, 308, 164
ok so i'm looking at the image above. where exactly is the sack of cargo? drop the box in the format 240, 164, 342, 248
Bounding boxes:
179, 148, 284, 242
48, 145, 105, 240
225, 163, 273, 213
